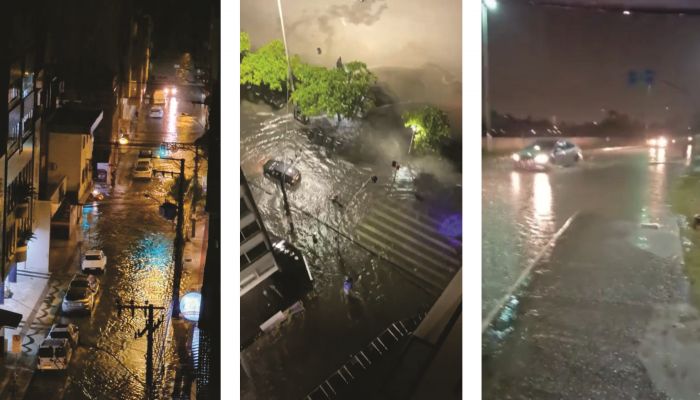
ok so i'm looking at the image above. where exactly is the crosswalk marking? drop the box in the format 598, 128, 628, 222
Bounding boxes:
354, 199, 460, 293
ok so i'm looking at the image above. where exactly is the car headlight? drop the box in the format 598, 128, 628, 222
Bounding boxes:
534, 154, 550, 164
648, 138, 657, 146
512, 153, 520, 162
658, 137, 668, 147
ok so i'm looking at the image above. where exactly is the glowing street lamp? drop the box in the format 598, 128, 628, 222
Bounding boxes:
118, 136, 129, 145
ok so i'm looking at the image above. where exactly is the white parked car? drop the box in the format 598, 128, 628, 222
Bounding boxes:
132, 159, 153, 180
81, 250, 106, 273
149, 106, 164, 118
48, 323, 79, 348
37, 338, 73, 371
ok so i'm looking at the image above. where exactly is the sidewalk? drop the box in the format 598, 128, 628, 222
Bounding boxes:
163, 212, 208, 399
0, 234, 81, 400
483, 211, 691, 399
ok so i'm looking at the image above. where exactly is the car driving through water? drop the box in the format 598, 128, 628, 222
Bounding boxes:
511, 139, 582, 171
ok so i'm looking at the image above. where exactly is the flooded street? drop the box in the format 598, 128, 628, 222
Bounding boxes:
240, 93, 461, 399
482, 144, 691, 321
24, 76, 207, 399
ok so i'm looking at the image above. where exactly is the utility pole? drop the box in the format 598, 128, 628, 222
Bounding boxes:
116, 300, 165, 400
152, 156, 186, 318
191, 143, 200, 238
279, 178, 295, 236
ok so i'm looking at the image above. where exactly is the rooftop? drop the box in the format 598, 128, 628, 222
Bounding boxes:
48, 108, 104, 135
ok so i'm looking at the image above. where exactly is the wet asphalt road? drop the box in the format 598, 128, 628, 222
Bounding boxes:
482, 143, 697, 399
24, 76, 206, 399
482, 144, 692, 319
240, 95, 461, 399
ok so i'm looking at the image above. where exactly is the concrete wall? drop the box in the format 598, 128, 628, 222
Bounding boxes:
27, 200, 51, 274
482, 136, 643, 156
49, 132, 93, 200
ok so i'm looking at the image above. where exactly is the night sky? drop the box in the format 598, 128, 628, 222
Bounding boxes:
489, 1, 700, 125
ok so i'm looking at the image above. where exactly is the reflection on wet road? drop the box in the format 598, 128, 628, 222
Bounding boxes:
25, 80, 206, 399
240, 99, 461, 399
482, 145, 689, 320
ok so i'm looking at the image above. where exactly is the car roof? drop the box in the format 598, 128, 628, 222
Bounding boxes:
85, 250, 103, 256
41, 338, 69, 347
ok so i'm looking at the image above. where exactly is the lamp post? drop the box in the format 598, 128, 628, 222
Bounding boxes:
482, 0, 497, 135
152, 157, 186, 319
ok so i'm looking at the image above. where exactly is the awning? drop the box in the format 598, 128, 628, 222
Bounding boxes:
0, 308, 22, 328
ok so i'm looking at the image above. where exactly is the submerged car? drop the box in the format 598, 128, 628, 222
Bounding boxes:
62, 287, 96, 314
37, 338, 73, 371
81, 250, 107, 273
70, 273, 99, 294
512, 139, 582, 170
149, 106, 164, 118
48, 323, 80, 348
263, 159, 301, 186
133, 159, 153, 180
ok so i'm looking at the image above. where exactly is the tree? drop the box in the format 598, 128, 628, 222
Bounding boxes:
402, 106, 451, 154
240, 31, 250, 54
291, 61, 376, 123
290, 63, 332, 117
240, 40, 291, 92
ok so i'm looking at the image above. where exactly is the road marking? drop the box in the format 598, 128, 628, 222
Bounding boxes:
482, 212, 579, 334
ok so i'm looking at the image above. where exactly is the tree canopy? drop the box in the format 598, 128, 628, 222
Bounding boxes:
240, 31, 250, 54
291, 61, 376, 122
402, 106, 451, 154
240, 40, 291, 92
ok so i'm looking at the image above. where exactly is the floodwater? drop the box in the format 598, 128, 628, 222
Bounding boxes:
482, 144, 691, 321
240, 92, 462, 398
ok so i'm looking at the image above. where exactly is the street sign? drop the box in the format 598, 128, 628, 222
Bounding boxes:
11, 335, 21, 353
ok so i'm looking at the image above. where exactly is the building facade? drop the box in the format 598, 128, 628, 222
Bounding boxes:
1, 4, 42, 302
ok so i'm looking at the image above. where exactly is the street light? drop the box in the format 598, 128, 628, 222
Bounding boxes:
482, 0, 497, 134
119, 136, 129, 145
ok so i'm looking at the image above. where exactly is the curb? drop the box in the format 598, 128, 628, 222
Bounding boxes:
482, 212, 579, 333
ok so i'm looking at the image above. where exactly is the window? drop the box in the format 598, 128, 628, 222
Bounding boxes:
240, 254, 250, 269
8, 105, 21, 153
241, 220, 261, 242
245, 241, 269, 265
241, 198, 251, 218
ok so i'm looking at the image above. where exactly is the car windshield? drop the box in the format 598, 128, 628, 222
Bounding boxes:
525, 141, 556, 151
85, 254, 101, 261
135, 161, 150, 171
51, 331, 69, 339
65, 289, 87, 301
38, 347, 53, 358
55, 347, 67, 358
71, 280, 88, 288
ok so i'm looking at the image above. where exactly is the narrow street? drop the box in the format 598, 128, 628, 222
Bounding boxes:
22, 70, 208, 399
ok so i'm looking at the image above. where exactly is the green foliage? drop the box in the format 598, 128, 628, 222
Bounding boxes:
291, 61, 376, 121
290, 63, 332, 116
402, 106, 451, 154
240, 40, 290, 92
241, 32, 251, 54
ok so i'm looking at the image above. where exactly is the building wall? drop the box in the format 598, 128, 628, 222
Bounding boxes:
48, 133, 81, 194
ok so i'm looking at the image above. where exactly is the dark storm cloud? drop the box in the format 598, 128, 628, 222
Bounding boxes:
489, 1, 700, 124
309, 0, 389, 53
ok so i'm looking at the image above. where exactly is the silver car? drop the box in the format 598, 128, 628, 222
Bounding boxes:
62, 287, 96, 314
37, 338, 73, 371
512, 139, 582, 171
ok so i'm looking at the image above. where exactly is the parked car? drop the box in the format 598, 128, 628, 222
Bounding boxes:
37, 338, 73, 371
263, 159, 301, 186
149, 106, 164, 118
47, 323, 79, 348
138, 150, 154, 159
62, 287, 96, 314
132, 159, 153, 180
512, 139, 582, 171
70, 273, 99, 294
81, 250, 106, 273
